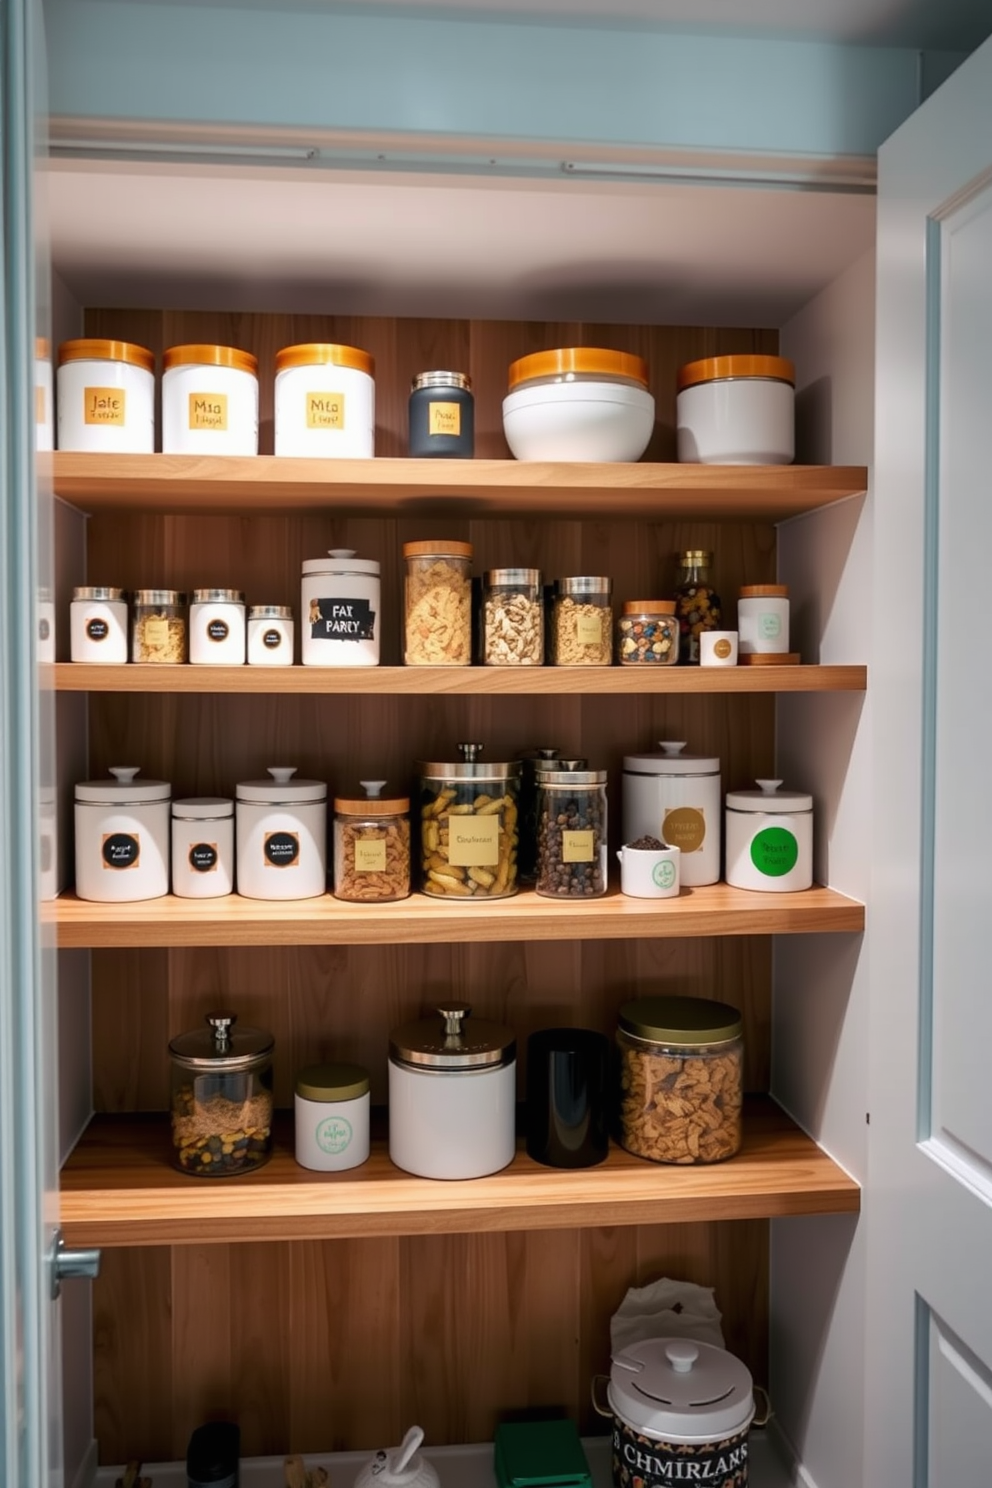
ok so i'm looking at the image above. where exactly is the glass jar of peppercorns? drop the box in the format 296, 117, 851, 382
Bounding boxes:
674, 550, 721, 664
535, 765, 608, 899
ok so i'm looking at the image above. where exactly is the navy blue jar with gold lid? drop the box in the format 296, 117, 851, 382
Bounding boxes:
409, 371, 475, 457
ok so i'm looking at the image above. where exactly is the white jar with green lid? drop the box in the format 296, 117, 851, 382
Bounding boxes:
295, 1062, 371, 1172
725, 778, 813, 892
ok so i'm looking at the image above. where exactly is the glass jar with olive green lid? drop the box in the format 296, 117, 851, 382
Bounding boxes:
616, 996, 743, 1164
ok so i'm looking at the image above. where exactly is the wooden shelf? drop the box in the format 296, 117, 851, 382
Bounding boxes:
60, 1097, 860, 1247
49, 884, 864, 948
46, 661, 867, 695
46, 452, 868, 520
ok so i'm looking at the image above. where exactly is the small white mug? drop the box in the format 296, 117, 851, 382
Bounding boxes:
616, 843, 681, 899
700, 629, 738, 667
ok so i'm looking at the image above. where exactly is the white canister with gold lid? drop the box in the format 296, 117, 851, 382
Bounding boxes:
162, 343, 259, 455
274, 342, 375, 457
57, 339, 155, 453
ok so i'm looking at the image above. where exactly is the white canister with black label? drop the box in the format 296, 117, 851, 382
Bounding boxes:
74, 767, 170, 902
236, 767, 327, 900
622, 741, 721, 887
171, 798, 235, 899
190, 589, 246, 665
301, 549, 380, 666
37, 589, 56, 664
248, 605, 294, 665
70, 586, 129, 664
725, 778, 813, 891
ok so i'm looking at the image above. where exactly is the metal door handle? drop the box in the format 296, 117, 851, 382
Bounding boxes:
50, 1228, 101, 1299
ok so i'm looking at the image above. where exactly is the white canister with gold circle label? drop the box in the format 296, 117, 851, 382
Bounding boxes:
621, 741, 721, 887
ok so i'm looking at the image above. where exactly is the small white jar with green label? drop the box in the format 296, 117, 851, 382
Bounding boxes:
725, 779, 813, 892
295, 1062, 371, 1172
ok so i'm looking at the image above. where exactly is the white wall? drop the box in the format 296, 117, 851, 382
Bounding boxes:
769, 246, 875, 1487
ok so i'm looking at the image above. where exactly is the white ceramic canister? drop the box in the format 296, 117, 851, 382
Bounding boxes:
597, 1337, 755, 1488
301, 549, 380, 666
35, 338, 54, 452
274, 342, 375, 458
725, 778, 813, 892
699, 629, 738, 667
622, 741, 721, 887
737, 583, 790, 655
615, 841, 680, 899
294, 1062, 371, 1172
676, 354, 795, 465
36, 588, 56, 664
162, 343, 259, 455
74, 766, 170, 903
189, 588, 247, 665
235, 766, 327, 901
503, 347, 655, 463
57, 338, 155, 454
248, 605, 294, 666
388, 1003, 516, 1180
70, 586, 129, 664
171, 797, 235, 899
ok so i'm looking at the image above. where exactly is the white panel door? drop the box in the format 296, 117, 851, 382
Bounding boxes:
868, 36, 992, 1487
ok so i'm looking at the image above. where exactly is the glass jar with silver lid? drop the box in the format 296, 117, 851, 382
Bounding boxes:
71, 586, 128, 664
248, 604, 294, 665
190, 588, 246, 665
74, 766, 171, 902
169, 1011, 274, 1177
417, 743, 521, 900
388, 1002, 516, 1178
483, 568, 543, 665
550, 576, 613, 665
131, 589, 188, 664
535, 764, 608, 898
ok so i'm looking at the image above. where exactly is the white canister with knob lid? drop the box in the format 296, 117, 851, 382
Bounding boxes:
301, 548, 380, 666
235, 767, 327, 900
593, 1337, 756, 1488
725, 778, 813, 892
621, 741, 721, 887
74, 766, 171, 902
353, 1427, 439, 1488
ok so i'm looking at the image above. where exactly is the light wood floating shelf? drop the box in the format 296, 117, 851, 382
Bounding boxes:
49, 884, 864, 949
46, 452, 868, 520
47, 662, 867, 695
60, 1098, 860, 1248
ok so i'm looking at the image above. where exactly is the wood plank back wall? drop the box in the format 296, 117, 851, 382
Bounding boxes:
83, 310, 776, 1463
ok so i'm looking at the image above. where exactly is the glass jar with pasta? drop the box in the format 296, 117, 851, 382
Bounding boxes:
403, 539, 472, 665
616, 996, 743, 1164
417, 743, 521, 900
131, 588, 188, 663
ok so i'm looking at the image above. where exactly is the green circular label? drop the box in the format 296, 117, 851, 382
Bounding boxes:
750, 826, 799, 877
652, 859, 676, 889
316, 1115, 353, 1154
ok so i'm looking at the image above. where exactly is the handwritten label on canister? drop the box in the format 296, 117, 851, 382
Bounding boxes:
308, 597, 376, 642
306, 392, 345, 430
188, 392, 229, 431
429, 401, 461, 437
354, 839, 388, 873
85, 387, 126, 425
446, 813, 500, 867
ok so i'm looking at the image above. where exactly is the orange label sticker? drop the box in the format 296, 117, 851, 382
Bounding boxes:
306, 392, 345, 430
428, 401, 461, 437
84, 387, 126, 426
189, 392, 228, 431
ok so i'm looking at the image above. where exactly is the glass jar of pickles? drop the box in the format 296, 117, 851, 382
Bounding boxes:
168, 1011, 274, 1177
333, 780, 411, 902
616, 996, 743, 1165
417, 743, 521, 899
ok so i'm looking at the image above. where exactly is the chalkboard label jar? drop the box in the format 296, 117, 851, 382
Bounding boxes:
408, 371, 474, 457
70, 586, 128, 664
236, 766, 327, 900
248, 604, 294, 665
190, 588, 246, 665
301, 549, 380, 667
74, 766, 171, 903
171, 797, 235, 899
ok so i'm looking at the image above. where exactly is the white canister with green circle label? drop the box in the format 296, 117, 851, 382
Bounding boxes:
295, 1062, 371, 1171
725, 779, 812, 892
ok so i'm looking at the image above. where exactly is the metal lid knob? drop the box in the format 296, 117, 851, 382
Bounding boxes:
207, 1011, 237, 1052
437, 1002, 471, 1038
457, 743, 484, 763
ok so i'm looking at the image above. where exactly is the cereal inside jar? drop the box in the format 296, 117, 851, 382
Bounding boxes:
333, 779, 411, 903
617, 996, 743, 1164
482, 567, 543, 666
132, 588, 188, 664
550, 576, 613, 665
168, 1012, 274, 1177
417, 743, 520, 899
403, 539, 472, 665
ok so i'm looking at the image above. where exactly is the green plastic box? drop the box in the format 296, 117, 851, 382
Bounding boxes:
493, 1419, 593, 1488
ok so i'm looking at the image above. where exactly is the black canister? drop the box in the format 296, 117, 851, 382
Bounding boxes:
526, 1027, 610, 1168
409, 371, 474, 457
187, 1421, 239, 1487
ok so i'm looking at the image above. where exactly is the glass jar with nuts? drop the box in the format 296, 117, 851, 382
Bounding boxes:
482, 568, 543, 665
168, 1011, 274, 1177
535, 765, 608, 899
616, 996, 743, 1165
417, 743, 521, 900
333, 779, 411, 903
403, 539, 473, 665
550, 576, 613, 665
617, 599, 678, 665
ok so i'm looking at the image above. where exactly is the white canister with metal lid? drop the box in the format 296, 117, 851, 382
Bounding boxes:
74, 766, 171, 902
725, 778, 813, 891
70, 586, 129, 664
594, 1336, 755, 1488
388, 1003, 516, 1179
189, 589, 246, 665
171, 797, 235, 899
301, 549, 380, 666
621, 741, 721, 887
236, 767, 327, 900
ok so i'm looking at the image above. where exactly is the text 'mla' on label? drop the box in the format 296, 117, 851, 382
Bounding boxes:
428, 400, 461, 437
306, 392, 345, 430
189, 391, 229, 431
354, 838, 387, 873
84, 387, 126, 426
562, 829, 595, 864
446, 812, 500, 867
